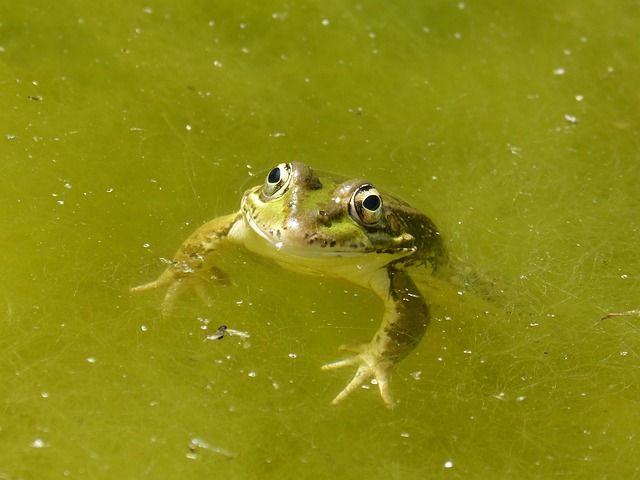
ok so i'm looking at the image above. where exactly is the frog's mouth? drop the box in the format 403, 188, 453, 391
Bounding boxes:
243, 211, 287, 250
241, 206, 372, 265
243, 209, 354, 256
239, 187, 331, 254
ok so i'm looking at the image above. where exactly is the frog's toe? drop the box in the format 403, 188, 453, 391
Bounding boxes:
322, 353, 395, 409
160, 280, 190, 317
133, 266, 229, 316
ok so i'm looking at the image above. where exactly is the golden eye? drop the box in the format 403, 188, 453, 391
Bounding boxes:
349, 184, 383, 225
262, 163, 293, 199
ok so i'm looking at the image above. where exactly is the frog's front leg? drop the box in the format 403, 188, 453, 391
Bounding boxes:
322, 265, 429, 409
131, 212, 243, 316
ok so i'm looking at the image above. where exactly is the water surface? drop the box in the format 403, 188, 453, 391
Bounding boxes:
1, 1, 639, 478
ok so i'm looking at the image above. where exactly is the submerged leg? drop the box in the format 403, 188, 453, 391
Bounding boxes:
131, 212, 242, 316
322, 265, 430, 408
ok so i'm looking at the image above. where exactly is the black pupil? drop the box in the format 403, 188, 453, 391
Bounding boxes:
362, 194, 381, 211
267, 167, 281, 184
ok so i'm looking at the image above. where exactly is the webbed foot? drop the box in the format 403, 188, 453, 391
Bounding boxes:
322, 348, 395, 409
131, 263, 230, 317
131, 211, 242, 316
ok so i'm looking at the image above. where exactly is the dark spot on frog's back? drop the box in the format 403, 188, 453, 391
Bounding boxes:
319, 238, 337, 248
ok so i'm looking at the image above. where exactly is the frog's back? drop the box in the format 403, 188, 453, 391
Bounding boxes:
382, 192, 447, 271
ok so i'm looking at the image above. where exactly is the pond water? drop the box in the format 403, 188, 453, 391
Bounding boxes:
1, 1, 639, 478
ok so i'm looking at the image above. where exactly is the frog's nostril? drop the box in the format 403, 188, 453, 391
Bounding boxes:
317, 210, 331, 225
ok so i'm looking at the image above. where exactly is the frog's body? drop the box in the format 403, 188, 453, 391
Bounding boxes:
132, 162, 446, 408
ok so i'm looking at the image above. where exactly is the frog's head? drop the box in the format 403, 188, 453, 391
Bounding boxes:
240, 162, 423, 259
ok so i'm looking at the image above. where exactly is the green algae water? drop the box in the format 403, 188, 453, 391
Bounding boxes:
1, 1, 639, 478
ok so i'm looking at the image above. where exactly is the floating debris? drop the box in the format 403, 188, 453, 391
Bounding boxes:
187, 437, 234, 460
206, 325, 250, 341
597, 309, 640, 323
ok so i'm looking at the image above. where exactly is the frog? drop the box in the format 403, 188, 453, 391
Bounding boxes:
131, 162, 447, 408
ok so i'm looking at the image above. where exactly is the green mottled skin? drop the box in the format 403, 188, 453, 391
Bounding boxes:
132, 162, 446, 408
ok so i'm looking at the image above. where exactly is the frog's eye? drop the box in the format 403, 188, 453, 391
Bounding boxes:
262, 163, 293, 199
349, 184, 384, 226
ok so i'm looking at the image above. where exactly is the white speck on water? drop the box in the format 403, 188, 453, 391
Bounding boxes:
31, 438, 48, 448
